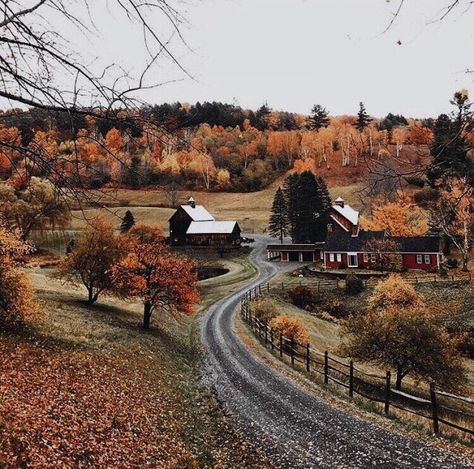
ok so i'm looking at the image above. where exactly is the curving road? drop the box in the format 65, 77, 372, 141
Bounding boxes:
201, 236, 473, 468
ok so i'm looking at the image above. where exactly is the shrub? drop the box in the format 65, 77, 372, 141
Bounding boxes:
288, 285, 316, 309
447, 258, 459, 269
319, 296, 345, 318
368, 275, 422, 311
250, 298, 278, 325
269, 315, 310, 344
345, 275, 364, 295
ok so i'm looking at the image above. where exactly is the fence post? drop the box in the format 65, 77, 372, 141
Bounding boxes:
349, 360, 354, 398
384, 371, 391, 415
280, 333, 283, 358
324, 351, 329, 384
306, 344, 310, 372
430, 382, 439, 434
291, 339, 295, 367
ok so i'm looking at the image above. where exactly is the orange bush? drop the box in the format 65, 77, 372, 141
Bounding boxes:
269, 315, 310, 344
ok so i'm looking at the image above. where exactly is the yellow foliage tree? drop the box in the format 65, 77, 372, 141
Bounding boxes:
269, 315, 310, 344
362, 195, 428, 236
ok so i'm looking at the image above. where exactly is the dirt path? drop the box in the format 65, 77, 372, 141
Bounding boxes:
201, 237, 473, 468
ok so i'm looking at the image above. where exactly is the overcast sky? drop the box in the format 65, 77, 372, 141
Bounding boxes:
8, 0, 474, 119
144, 0, 473, 118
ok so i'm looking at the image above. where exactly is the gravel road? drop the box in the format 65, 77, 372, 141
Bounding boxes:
201, 236, 473, 468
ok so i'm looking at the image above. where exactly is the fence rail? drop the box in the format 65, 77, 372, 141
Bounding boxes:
240, 285, 474, 439
252, 274, 471, 296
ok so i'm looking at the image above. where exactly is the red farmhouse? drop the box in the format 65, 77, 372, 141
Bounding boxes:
267, 197, 441, 271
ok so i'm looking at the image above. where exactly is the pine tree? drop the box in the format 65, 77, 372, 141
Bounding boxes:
309, 104, 330, 130
354, 102, 372, 131
295, 171, 319, 243
283, 173, 300, 241
120, 210, 135, 233
314, 176, 332, 241
428, 92, 473, 185
269, 187, 288, 243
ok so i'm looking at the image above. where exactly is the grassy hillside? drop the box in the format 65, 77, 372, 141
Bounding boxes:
69, 182, 364, 234
0, 254, 268, 467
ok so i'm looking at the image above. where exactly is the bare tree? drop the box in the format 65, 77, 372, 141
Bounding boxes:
0, 1, 189, 204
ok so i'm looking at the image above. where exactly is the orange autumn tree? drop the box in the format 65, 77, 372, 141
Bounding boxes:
58, 218, 124, 305
362, 194, 428, 236
0, 225, 37, 328
111, 225, 199, 329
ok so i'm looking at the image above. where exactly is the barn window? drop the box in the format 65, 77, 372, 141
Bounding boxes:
371, 253, 376, 262
329, 253, 335, 262
416, 255, 423, 264
336, 253, 342, 262
424, 255, 430, 264
363, 253, 369, 263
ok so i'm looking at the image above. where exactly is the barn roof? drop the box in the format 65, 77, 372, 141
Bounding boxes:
179, 204, 215, 222
186, 221, 238, 235
331, 203, 359, 226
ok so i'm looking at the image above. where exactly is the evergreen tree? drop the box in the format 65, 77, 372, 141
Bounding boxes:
354, 102, 372, 131
268, 187, 288, 243
283, 172, 300, 241
255, 102, 271, 130
314, 176, 332, 241
428, 92, 473, 185
309, 104, 330, 130
120, 210, 135, 233
294, 171, 319, 243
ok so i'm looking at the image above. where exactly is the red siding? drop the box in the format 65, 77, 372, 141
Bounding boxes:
403, 254, 437, 270
325, 252, 439, 271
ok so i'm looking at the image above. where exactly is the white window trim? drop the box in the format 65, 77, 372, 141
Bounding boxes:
424, 254, 430, 264
347, 252, 358, 268
329, 253, 335, 262
336, 253, 342, 262
370, 253, 376, 262
363, 253, 369, 263
416, 255, 423, 264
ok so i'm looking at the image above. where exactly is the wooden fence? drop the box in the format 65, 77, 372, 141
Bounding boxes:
260, 273, 472, 295
241, 286, 474, 439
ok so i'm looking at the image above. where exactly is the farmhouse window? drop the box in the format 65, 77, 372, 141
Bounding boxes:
336, 253, 342, 262
416, 255, 423, 264
329, 253, 335, 262
370, 253, 376, 262
424, 255, 430, 264
363, 253, 369, 263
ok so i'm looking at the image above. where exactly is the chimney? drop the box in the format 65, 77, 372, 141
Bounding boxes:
334, 197, 344, 208
187, 196, 196, 208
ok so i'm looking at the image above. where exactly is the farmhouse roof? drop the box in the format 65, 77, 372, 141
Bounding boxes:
331, 203, 359, 226
325, 230, 440, 253
186, 220, 238, 235
179, 204, 215, 222
324, 230, 385, 252
391, 236, 440, 253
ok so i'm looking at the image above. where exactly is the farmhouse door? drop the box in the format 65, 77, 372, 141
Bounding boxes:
348, 253, 358, 268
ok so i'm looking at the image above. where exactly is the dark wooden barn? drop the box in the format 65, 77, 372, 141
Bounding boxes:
169, 197, 241, 247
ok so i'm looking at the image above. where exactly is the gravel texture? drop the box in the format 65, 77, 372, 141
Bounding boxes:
201, 236, 473, 468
